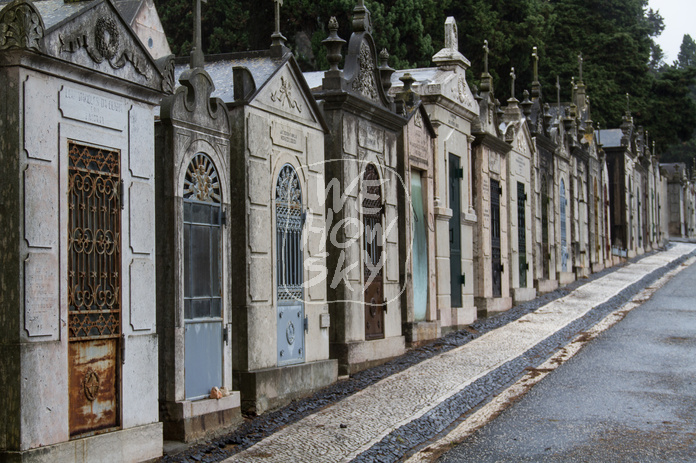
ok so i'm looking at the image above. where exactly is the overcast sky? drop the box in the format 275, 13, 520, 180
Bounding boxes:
648, 0, 695, 64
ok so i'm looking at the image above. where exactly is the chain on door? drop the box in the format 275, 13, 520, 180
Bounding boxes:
491, 179, 502, 297
363, 164, 385, 340
67, 142, 121, 437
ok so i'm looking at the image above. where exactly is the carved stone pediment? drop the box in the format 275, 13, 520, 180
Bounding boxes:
255, 64, 319, 126
0, 0, 45, 52
160, 67, 229, 135
34, 0, 166, 93
344, 33, 390, 109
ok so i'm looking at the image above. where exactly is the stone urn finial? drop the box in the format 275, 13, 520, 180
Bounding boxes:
322, 17, 345, 72
379, 48, 395, 93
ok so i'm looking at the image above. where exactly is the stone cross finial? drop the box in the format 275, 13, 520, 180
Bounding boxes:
532, 46, 539, 81
626, 93, 631, 113
483, 40, 489, 74
510, 67, 516, 100
444, 17, 458, 51
271, 0, 287, 50
556, 75, 561, 111
190, 0, 208, 69
578, 52, 583, 82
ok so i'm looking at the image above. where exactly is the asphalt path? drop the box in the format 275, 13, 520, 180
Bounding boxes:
439, 259, 696, 462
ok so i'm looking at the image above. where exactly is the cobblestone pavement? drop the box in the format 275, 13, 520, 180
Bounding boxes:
216, 243, 696, 463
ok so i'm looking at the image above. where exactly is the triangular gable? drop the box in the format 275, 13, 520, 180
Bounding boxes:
514, 118, 535, 157
439, 69, 478, 115
252, 55, 327, 131
24, 0, 171, 93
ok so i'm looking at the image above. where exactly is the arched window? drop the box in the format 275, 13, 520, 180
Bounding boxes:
275, 164, 303, 302
183, 153, 223, 400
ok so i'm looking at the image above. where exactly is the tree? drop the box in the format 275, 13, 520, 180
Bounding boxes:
676, 34, 696, 69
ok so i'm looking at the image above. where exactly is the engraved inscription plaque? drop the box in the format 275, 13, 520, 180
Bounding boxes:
271, 121, 305, 152
59, 86, 127, 131
24, 253, 59, 338
358, 121, 385, 153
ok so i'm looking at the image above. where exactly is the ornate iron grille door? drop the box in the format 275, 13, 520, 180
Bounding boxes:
183, 154, 224, 399
67, 142, 121, 437
491, 180, 502, 298
448, 154, 463, 308
363, 164, 385, 340
561, 179, 568, 272
517, 182, 527, 288
276, 165, 305, 365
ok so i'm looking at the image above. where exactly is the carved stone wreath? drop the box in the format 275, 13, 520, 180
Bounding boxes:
95, 17, 119, 60
352, 41, 378, 102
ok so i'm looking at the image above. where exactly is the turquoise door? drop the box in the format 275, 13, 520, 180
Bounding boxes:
411, 172, 428, 321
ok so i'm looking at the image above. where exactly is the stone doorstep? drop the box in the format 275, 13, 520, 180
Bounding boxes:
449, 305, 477, 327
166, 393, 242, 420
475, 296, 513, 317
0, 423, 163, 463
330, 336, 406, 376
535, 278, 559, 294
512, 287, 537, 304
558, 271, 576, 285
236, 359, 338, 415
404, 320, 441, 346
161, 393, 243, 442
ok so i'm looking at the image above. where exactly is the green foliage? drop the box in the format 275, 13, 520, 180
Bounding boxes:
676, 34, 696, 69
154, 0, 695, 163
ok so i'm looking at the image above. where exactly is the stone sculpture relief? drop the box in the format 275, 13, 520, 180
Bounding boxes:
270, 76, 302, 114
352, 41, 378, 102
0, 0, 44, 52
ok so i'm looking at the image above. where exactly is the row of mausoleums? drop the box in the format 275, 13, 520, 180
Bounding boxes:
2, 0, 696, 461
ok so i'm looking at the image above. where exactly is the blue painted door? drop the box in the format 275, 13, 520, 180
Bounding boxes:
411, 172, 428, 322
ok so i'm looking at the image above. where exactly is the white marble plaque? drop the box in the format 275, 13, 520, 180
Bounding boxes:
129, 181, 154, 255
24, 75, 57, 161
271, 121, 305, 152
24, 253, 59, 338
129, 258, 155, 331
248, 113, 271, 159
129, 105, 154, 179
358, 121, 385, 153
59, 86, 127, 131
343, 117, 358, 156
24, 164, 58, 249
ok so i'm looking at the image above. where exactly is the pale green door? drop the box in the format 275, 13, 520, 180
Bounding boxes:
411, 172, 428, 321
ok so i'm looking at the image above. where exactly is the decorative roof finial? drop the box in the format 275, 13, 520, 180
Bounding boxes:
578, 52, 583, 82
271, 0, 288, 54
531, 46, 541, 99
190, 0, 208, 69
352, 0, 372, 33
510, 67, 516, 101
483, 40, 489, 75
626, 92, 631, 115
322, 17, 345, 72
556, 75, 561, 112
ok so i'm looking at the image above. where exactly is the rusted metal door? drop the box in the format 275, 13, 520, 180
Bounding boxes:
448, 154, 463, 308
183, 154, 224, 400
491, 179, 502, 297
363, 164, 384, 340
275, 164, 305, 365
517, 182, 527, 288
68, 142, 121, 437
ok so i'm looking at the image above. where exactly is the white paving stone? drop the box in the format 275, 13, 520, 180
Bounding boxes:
223, 244, 695, 463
